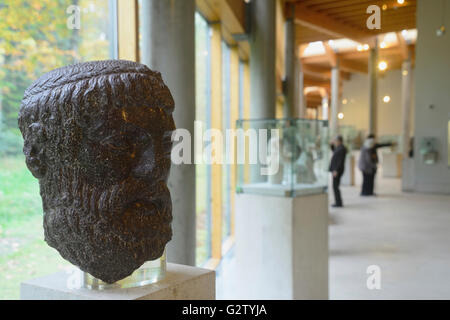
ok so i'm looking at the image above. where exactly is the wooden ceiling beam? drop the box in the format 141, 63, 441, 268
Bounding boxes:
396, 32, 409, 60
323, 41, 338, 68
293, 2, 375, 46
196, 0, 248, 60
327, 5, 416, 18
339, 58, 368, 74
302, 64, 331, 80
309, 0, 414, 11
304, 77, 331, 91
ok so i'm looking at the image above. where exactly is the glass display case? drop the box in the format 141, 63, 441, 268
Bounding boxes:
236, 118, 329, 197
339, 125, 364, 151
419, 137, 439, 165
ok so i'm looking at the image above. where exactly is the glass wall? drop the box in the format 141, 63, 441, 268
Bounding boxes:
0, 0, 115, 299
221, 42, 231, 241
194, 12, 212, 266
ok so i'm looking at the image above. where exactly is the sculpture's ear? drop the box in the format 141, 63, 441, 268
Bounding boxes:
23, 123, 47, 179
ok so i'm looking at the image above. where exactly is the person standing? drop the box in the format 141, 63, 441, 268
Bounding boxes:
329, 135, 347, 208
358, 134, 395, 196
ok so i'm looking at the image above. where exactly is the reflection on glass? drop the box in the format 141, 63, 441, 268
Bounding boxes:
222, 42, 231, 241
194, 12, 212, 266
448, 121, 450, 167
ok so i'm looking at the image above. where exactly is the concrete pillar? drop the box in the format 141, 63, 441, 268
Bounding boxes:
249, 0, 276, 119
368, 43, 378, 136
141, 0, 196, 266
298, 59, 306, 118
401, 59, 412, 158
284, 17, 297, 118
330, 67, 340, 138
321, 96, 329, 121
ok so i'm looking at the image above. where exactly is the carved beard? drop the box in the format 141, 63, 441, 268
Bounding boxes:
41, 171, 172, 283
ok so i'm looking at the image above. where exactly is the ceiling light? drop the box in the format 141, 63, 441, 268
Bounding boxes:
382, 4, 388, 10
363, 44, 370, 50
380, 41, 387, 48
338, 113, 344, 120
383, 95, 391, 103
397, 0, 405, 4
378, 61, 388, 71
357, 44, 364, 51
402, 70, 409, 76
342, 99, 348, 105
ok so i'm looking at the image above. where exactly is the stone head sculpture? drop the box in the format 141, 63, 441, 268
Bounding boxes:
18, 60, 175, 283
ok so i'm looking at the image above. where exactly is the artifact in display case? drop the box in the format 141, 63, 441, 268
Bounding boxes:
419, 137, 439, 165
236, 118, 329, 197
339, 125, 359, 151
18, 60, 174, 288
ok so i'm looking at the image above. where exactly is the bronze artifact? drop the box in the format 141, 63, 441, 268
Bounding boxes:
18, 60, 175, 283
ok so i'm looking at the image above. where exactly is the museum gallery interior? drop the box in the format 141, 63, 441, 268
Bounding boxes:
1, 0, 450, 300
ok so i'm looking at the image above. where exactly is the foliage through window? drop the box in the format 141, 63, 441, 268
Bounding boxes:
0, 0, 115, 299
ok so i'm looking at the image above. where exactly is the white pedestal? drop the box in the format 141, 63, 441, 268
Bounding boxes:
382, 152, 402, 178
235, 192, 329, 300
20, 263, 215, 300
341, 154, 355, 186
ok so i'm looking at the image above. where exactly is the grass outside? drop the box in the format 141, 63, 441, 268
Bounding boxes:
0, 156, 69, 300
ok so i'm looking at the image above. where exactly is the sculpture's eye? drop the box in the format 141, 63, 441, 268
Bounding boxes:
136, 131, 152, 146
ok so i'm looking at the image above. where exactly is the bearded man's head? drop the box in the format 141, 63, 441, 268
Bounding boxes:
18, 60, 175, 283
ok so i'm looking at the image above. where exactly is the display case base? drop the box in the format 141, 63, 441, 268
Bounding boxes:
20, 263, 215, 300
235, 192, 329, 299
341, 153, 355, 186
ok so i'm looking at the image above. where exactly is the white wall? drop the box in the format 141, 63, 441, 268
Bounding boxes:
340, 69, 415, 138
413, 0, 450, 194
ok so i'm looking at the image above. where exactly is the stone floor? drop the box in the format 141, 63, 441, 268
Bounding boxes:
216, 175, 450, 299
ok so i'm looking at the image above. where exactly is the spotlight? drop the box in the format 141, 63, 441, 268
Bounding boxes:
338, 113, 344, 120
436, 25, 446, 37
397, 0, 405, 4
383, 95, 391, 103
378, 61, 388, 71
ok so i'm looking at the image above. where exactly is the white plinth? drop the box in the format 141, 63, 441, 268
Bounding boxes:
235, 192, 329, 300
341, 154, 355, 186
382, 152, 402, 178
20, 263, 215, 300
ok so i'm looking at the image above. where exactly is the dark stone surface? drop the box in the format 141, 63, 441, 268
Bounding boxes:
18, 60, 175, 283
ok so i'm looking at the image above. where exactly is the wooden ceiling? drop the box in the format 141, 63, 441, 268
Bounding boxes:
283, 0, 417, 108
285, 0, 416, 45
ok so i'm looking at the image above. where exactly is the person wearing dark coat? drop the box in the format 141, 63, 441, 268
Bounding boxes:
329, 135, 347, 208
358, 134, 395, 196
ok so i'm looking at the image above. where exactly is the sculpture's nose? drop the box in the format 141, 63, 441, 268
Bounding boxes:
132, 146, 155, 178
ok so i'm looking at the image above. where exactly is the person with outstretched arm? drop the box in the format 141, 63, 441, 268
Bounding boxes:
358, 134, 395, 196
